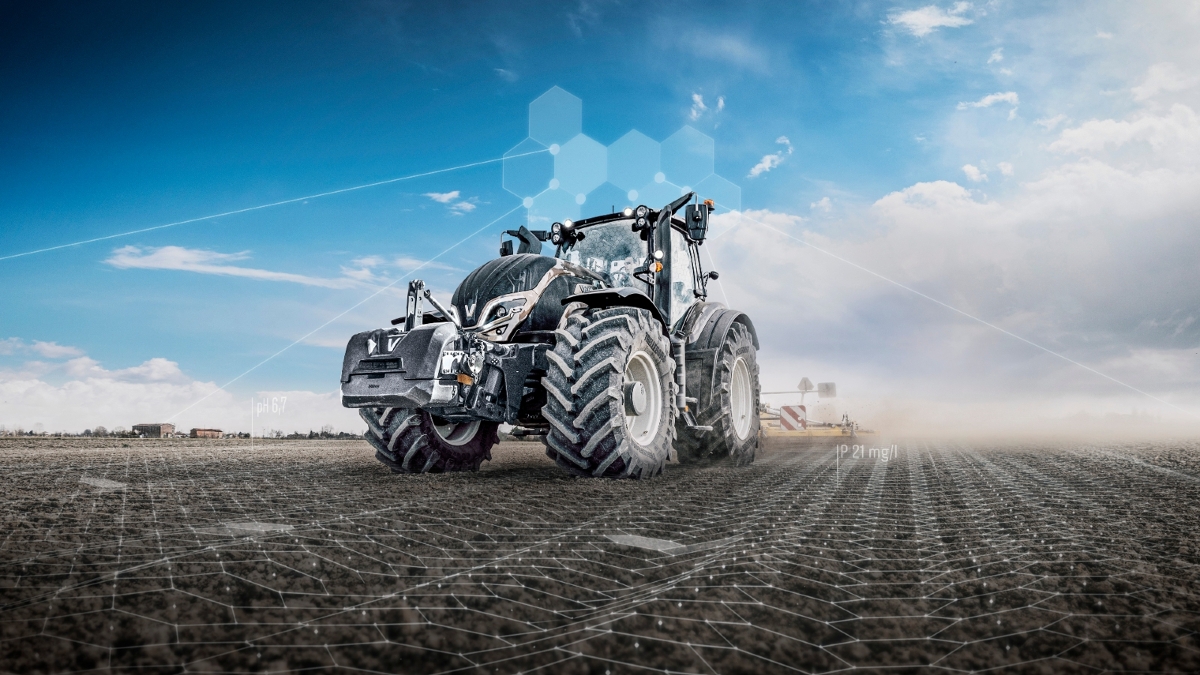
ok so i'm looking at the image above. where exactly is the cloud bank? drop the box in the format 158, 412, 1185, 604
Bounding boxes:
706, 96, 1200, 431
0, 345, 360, 434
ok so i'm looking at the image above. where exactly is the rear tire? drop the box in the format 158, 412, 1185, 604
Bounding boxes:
360, 408, 497, 473
677, 321, 760, 466
541, 307, 676, 479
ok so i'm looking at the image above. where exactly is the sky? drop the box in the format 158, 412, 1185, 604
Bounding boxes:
2, 1, 1199, 436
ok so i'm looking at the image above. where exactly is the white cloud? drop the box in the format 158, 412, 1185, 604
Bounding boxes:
1048, 104, 1200, 156
889, 3, 973, 37
339, 265, 378, 283
689, 93, 726, 122
351, 255, 385, 268
424, 191, 460, 204
106, 246, 362, 289
988, 47, 1003, 64
748, 154, 783, 178
1096, 30, 1113, 39
31, 341, 84, 359
424, 190, 478, 215
65, 356, 191, 383
811, 197, 832, 212
393, 256, 460, 272
957, 91, 1020, 120
0, 354, 359, 433
747, 136, 793, 178
494, 68, 518, 82
998, 162, 1014, 176
696, 35, 770, 72
0, 337, 85, 359
1131, 62, 1199, 101
340, 253, 460, 282
1035, 114, 1068, 130
958, 92, 1019, 109
962, 164, 988, 182
960, 90, 1017, 120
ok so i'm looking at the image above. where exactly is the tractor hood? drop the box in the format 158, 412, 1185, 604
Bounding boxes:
450, 254, 600, 340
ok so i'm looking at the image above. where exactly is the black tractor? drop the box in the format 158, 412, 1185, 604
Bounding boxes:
340, 192, 760, 479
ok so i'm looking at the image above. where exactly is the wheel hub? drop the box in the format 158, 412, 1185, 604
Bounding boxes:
729, 356, 753, 441
431, 417, 481, 447
623, 351, 662, 446
623, 381, 647, 416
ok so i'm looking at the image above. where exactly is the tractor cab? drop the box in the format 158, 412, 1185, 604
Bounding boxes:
500, 192, 716, 331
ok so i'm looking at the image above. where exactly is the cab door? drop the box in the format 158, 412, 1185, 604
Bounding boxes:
661, 225, 698, 330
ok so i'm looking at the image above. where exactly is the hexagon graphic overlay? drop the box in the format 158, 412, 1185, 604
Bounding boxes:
516, 88, 740, 226
528, 87, 582, 147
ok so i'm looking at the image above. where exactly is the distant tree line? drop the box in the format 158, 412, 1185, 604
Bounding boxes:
0, 425, 137, 437
0, 424, 360, 438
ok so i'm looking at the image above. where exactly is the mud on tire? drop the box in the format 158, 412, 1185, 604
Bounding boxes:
541, 307, 677, 479
360, 408, 498, 473
677, 321, 760, 466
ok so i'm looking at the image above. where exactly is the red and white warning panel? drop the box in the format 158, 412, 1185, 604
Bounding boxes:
780, 405, 807, 430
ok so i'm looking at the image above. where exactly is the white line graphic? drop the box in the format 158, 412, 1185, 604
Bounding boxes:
0, 150, 546, 262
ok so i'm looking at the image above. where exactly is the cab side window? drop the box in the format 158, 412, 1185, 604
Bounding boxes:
669, 227, 696, 326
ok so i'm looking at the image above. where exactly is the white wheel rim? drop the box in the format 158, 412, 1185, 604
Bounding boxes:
730, 356, 753, 441
432, 418, 480, 447
624, 350, 662, 446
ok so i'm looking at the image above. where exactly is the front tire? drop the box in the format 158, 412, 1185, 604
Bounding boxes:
360, 408, 498, 473
677, 321, 760, 466
542, 307, 677, 479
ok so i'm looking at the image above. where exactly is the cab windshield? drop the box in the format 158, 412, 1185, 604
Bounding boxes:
556, 219, 648, 291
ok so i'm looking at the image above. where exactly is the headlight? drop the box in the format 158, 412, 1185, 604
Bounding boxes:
467, 351, 485, 377
552, 222, 562, 234
635, 205, 648, 218
623, 207, 633, 217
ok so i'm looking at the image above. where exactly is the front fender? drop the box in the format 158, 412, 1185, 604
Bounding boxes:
561, 287, 667, 332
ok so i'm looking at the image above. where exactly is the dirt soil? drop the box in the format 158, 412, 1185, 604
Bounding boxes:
1, 437, 1199, 674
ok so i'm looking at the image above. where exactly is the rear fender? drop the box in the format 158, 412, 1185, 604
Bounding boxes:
682, 306, 760, 412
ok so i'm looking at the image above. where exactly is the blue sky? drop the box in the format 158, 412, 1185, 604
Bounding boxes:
3, 1, 1199, 434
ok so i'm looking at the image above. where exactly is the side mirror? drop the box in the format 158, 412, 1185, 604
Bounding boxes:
499, 240, 514, 257
503, 226, 547, 255
685, 202, 710, 241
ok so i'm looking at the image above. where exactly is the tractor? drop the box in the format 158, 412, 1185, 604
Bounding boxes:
340, 192, 760, 479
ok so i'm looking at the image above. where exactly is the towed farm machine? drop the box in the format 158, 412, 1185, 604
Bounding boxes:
340, 193, 761, 479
